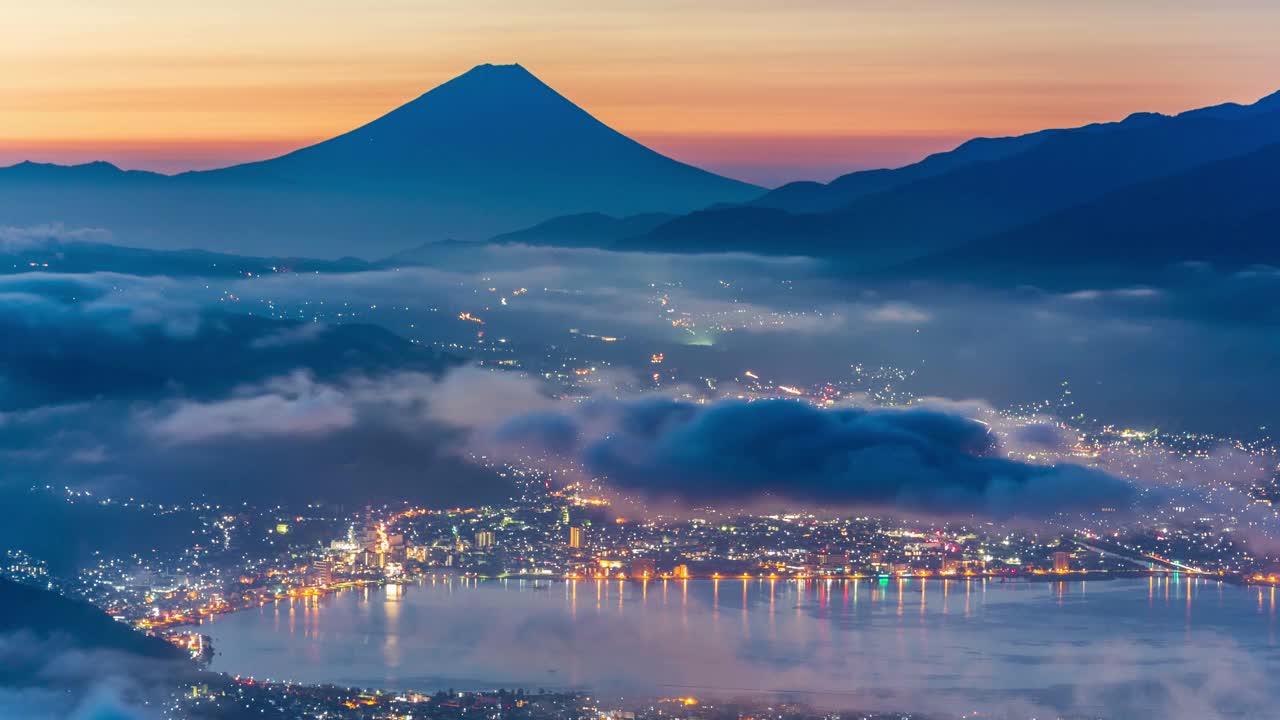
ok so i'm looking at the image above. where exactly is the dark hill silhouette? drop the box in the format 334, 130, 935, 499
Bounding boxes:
622, 90, 1280, 268
896, 142, 1280, 286
0, 578, 199, 718
0, 578, 181, 661
0, 64, 759, 258
490, 211, 676, 248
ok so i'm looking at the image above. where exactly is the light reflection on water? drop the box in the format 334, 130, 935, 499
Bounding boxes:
207, 576, 1280, 715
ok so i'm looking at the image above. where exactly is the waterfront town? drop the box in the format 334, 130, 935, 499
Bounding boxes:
7, 463, 1276, 720
7, 423, 1278, 649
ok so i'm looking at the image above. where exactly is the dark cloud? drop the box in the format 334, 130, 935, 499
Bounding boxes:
0, 274, 453, 410
500, 399, 1138, 518
0, 371, 515, 508
0, 273, 519, 509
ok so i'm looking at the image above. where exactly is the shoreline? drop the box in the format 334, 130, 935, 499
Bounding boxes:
155, 567, 1259, 636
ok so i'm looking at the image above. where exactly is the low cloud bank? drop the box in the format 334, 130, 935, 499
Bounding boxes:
497, 398, 1138, 518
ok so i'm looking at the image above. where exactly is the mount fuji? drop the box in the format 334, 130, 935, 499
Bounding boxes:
0, 64, 760, 257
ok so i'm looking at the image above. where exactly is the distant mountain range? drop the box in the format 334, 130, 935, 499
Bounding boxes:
0, 64, 759, 258
5, 71, 1278, 280
507, 88, 1280, 281
897, 141, 1280, 285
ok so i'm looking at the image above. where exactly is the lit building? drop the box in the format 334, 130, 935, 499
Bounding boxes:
474, 531, 495, 549
569, 526, 584, 549
812, 549, 850, 572
1053, 551, 1071, 573
310, 559, 333, 586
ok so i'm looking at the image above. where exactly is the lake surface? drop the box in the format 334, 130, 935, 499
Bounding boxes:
206, 576, 1280, 717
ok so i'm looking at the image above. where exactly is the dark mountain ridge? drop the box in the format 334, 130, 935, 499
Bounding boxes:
752, 89, 1280, 214
0, 578, 181, 661
490, 211, 677, 248
897, 141, 1280, 286
618, 89, 1280, 268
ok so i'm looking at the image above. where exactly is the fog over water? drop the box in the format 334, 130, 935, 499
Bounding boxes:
206, 577, 1280, 719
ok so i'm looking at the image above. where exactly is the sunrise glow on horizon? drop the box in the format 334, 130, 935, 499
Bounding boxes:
5, 0, 1280, 185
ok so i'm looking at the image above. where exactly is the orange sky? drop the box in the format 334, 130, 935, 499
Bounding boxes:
4, 1, 1279, 185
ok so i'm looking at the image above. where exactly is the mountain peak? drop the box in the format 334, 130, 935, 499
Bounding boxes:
417, 62, 558, 104
1119, 111, 1168, 128
446, 62, 537, 85
224, 62, 590, 176
465, 62, 530, 74
202, 62, 763, 208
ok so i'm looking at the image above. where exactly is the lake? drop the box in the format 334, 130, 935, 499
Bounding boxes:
206, 576, 1280, 717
